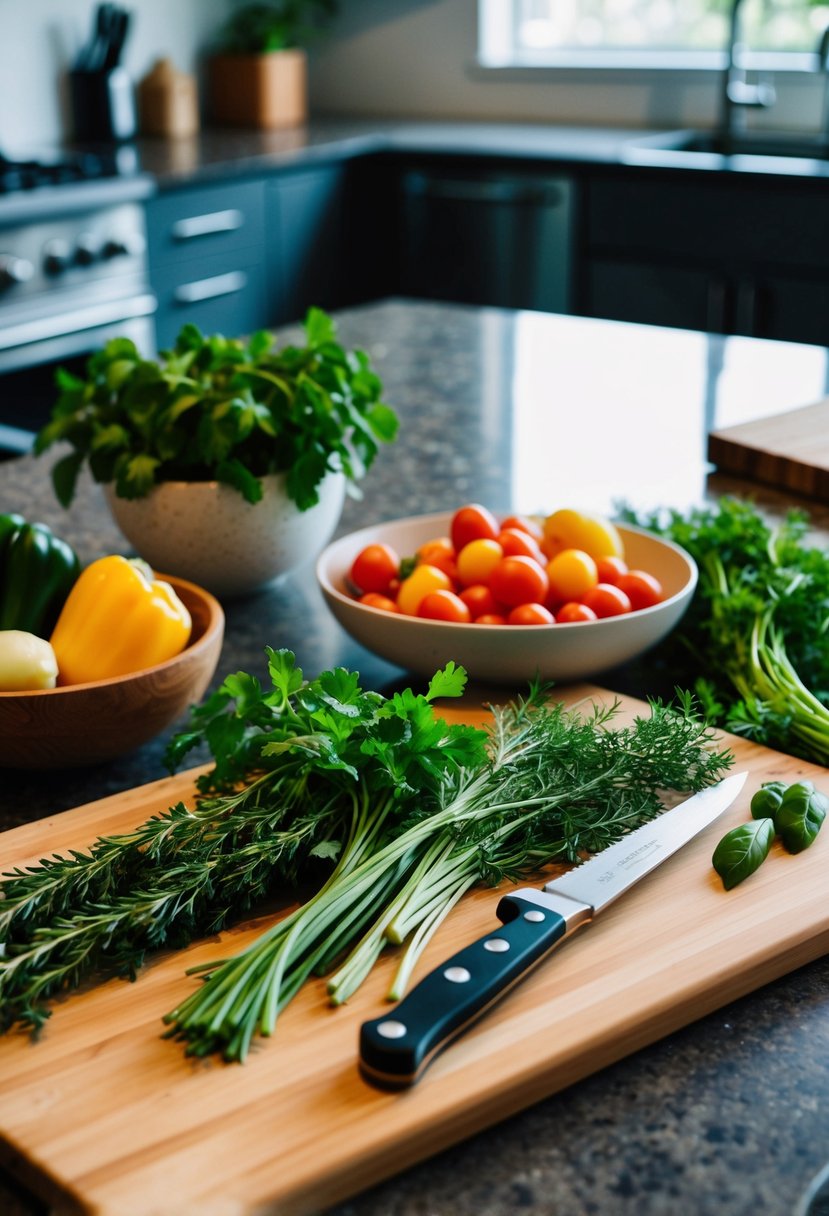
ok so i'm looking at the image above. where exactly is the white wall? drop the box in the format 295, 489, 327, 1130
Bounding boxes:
0, 0, 232, 151
309, 0, 823, 132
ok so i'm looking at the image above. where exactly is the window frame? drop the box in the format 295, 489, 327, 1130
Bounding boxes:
477, 0, 822, 75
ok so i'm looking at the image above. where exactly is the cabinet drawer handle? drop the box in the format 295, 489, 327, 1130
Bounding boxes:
171, 209, 244, 241
405, 175, 565, 207
173, 271, 248, 305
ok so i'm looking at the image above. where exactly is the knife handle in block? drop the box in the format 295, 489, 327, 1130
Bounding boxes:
359, 889, 591, 1088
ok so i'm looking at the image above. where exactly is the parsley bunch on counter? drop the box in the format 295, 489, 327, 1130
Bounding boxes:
34, 307, 398, 509
620, 496, 829, 765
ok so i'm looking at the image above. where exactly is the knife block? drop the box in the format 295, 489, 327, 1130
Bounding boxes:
70, 66, 137, 142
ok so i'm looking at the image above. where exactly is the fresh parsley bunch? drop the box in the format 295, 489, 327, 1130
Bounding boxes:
34, 307, 398, 510
620, 496, 829, 765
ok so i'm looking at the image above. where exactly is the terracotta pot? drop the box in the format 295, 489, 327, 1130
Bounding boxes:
105, 471, 346, 598
209, 50, 307, 129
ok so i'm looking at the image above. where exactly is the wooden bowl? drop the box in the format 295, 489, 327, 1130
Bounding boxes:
0, 576, 224, 769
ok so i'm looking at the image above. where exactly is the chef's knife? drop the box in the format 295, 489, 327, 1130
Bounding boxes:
359, 770, 747, 1087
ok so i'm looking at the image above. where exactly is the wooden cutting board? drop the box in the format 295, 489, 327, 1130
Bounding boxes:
707, 398, 829, 499
1, 687, 828, 1216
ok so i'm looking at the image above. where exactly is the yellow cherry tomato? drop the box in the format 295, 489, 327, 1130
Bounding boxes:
456, 538, 504, 587
396, 563, 453, 615
542, 508, 624, 562
546, 548, 599, 603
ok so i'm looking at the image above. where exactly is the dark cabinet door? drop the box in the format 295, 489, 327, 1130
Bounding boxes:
398, 167, 574, 314
586, 259, 726, 333
266, 164, 347, 325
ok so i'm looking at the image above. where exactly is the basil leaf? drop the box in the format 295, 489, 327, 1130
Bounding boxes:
712, 818, 775, 889
775, 782, 828, 853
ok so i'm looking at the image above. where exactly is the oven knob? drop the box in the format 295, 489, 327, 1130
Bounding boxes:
101, 237, 129, 259
0, 254, 34, 288
74, 235, 100, 266
43, 240, 72, 275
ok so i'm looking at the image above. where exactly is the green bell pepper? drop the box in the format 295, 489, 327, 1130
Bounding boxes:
0, 517, 81, 637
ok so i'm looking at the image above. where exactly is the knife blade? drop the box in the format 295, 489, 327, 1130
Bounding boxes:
359, 770, 747, 1088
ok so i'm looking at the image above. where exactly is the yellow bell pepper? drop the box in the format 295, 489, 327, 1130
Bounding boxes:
50, 555, 192, 685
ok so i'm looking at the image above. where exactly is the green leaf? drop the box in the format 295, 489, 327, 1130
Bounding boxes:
50, 451, 85, 508
712, 818, 775, 889
215, 458, 263, 504
309, 840, 342, 862
267, 648, 305, 703
305, 307, 336, 347
116, 453, 161, 499
426, 663, 468, 702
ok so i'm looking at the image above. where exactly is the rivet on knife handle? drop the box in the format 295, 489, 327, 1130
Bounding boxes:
359, 889, 592, 1088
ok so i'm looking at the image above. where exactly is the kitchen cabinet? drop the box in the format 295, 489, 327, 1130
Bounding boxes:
265, 162, 346, 325
397, 159, 575, 314
264, 157, 397, 326
581, 170, 829, 345
145, 178, 268, 349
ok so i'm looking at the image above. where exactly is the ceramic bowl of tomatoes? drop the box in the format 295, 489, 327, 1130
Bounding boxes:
316, 507, 697, 684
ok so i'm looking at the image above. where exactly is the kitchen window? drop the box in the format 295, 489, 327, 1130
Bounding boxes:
479, 0, 829, 69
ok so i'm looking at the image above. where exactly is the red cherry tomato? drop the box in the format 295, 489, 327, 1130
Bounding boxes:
582, 583, 633, 618
417, 537, 458, 581
596, 555, 629, 586
417, 590, 472, 623
497, 527, 545, 563
475, 613, 509, 625
450, 503, 500, 552
555, 601, 599, 624
500, 514, 544, 542
507, 603, 555, 626
459, 584, 501, 619
489, 556, 550, 608
359, 592, 400, 613
349, 543, 400, 595
618, 569, 665, 611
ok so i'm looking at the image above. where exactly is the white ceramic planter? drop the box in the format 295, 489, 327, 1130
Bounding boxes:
106, 471, 346, 598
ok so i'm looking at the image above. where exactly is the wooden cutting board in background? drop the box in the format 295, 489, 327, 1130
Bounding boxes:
1, 687, 828, 1216
708, 398, 829, 499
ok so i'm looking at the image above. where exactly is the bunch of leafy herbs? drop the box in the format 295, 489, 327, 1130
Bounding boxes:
34, 307, 398, 509
0, 652, 731, 1059
619, 496, 829, 764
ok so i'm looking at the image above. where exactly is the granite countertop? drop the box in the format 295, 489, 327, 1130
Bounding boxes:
1, 299, 829, 1216
2, 117, 824, 229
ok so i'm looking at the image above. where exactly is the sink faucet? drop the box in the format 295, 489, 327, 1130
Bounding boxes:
720, 0, 776, 149
819, 26, 829, 147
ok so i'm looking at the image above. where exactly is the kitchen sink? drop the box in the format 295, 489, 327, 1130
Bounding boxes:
623, 128, 829, 167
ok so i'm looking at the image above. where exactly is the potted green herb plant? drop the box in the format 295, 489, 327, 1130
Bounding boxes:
209, 0, 338, 129
35, 308, 398, 597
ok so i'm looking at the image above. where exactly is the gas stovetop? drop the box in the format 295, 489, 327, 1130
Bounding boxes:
0, 147, 137, 194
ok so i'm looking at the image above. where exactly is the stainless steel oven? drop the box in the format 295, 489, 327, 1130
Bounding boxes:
0, 150, 156, 455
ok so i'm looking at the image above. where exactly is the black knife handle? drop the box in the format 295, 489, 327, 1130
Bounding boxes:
359, 892, 578, 1088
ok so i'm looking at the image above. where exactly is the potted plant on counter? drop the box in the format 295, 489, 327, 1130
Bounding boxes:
34, 308, 397, 598
209, 0, 338, 129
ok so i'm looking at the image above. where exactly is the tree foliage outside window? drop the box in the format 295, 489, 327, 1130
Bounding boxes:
495, 0, 829, 58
